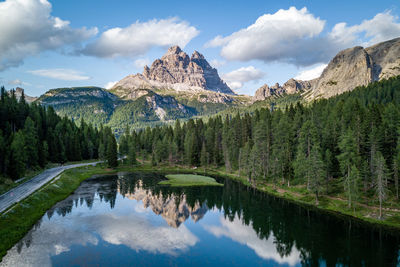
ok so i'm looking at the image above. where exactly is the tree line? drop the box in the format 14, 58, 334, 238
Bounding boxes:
120, 76, 400, 216
0, 87, 118, 180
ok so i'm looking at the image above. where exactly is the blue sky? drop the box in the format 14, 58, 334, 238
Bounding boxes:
1, 0, 400, 96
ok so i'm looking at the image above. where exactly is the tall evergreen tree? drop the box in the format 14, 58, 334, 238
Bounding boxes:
107, 134, 118, 168
375, 152, 389, 219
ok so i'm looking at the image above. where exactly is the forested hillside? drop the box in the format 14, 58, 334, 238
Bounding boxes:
120, 76, 400, 216
0, 87, 118, 181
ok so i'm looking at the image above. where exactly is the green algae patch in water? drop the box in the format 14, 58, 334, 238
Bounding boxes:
159, 174, 223, 187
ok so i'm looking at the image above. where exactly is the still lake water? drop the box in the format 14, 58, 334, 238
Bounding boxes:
1, 172, 400, 266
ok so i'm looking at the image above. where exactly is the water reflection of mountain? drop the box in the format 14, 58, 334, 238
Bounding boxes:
120, 180, 208, 227
35, 172, 400, 266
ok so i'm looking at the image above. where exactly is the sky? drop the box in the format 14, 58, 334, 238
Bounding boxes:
1, 0, 400, 96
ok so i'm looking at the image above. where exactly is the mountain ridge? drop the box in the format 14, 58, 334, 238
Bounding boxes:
111, 45, 234, 98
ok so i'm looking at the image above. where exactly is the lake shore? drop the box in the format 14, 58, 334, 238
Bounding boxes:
2, 162, 400, 262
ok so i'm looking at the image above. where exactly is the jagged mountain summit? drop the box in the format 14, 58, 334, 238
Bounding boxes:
254, 79, 315, 101
111, 46, 234, 97
8, 87, 37, 103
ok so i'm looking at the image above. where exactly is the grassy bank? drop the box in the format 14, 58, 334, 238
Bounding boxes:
0, 164, 114, 260
159, 174, 223, 187
0, 159, 100, 196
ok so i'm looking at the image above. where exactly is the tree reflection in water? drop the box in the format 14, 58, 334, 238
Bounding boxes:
6, 172, 400, 267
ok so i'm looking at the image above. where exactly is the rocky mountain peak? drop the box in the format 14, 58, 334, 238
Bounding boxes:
191, 50, 205, 60
166, 45, 183, 55
112, 46, 234, 95
9, 87, 37, 103
254, 79, 314, 101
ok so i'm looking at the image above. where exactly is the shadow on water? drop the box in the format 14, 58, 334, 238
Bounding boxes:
9, 172, 400, 266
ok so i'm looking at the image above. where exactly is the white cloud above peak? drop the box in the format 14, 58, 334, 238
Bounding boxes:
28, 69, 90, 81
0, 0, 97, 71
207, 7, 400, 67
206, 7, 326, 65
295, 64, 327, 81
81, 17, 199, 58
222, 66, 265, 89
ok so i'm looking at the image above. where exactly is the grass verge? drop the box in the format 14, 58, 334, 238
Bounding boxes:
159, 174, 223, 187
0, 164, 114, 261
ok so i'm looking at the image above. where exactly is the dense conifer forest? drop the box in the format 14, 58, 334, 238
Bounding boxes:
120, 76, 400, 214
0, 87, 118, 181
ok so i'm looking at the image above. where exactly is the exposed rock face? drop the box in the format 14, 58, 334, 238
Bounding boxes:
9, 87, 37, 103
121, 180, 208, 228
255, 37, 400, 101
366, 37, 400, 81
112, 46, 234, 96
308, 37, 400, 99
308, 46, 373, 99
254, 79, 314, 101
40, 87, 118, 105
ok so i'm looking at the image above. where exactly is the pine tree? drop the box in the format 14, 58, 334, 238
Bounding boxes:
23, 117, 39, 168
344, 165, 361, 210
309, 145, 325, 205
128, 139, 137, 165
107, 134, 118, 168
200, 141, 207, 173
375, 152, 389, 219
338, 128, 361, 206
8, 131, 27, 180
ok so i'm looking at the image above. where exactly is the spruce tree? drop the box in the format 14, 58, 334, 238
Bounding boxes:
107, 134, 118, 168
200, 141, 207, 173
128, 139, 137, 165
375, 152, 389, 219
309, 145, 325, 205
23, 117, 39, 168
8, 131, 27, 180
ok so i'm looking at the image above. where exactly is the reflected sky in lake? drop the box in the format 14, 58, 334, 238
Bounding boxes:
1, 172, 399, 266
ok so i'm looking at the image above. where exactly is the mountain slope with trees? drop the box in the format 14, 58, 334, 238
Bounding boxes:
0, 87, 118, 182
120, 76, 400, 219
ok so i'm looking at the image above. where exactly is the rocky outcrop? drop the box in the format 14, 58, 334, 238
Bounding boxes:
366, 37, 400, 81
8, 87, 37, 103
111, 46, 234, 97
254, 79, 314, 101
255, 37, 400, 101
308, 37, 400, 100
308, 46, 373, 99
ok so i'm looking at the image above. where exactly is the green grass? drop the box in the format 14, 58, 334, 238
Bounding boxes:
159, 174, 223, 187
0, 164, 114, 261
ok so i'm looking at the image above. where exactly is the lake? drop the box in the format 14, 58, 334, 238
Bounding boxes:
1, 172, 399, 266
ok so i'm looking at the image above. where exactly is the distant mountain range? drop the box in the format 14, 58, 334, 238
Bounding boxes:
12, 37, 400, 131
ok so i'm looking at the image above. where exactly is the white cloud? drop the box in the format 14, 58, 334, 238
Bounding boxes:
222, 66, 265, 89
81, 17, 199, 58
294, 64, 327, 81
0, 0, 97, 71
207, 7, 400, 66
8, 79, 31, 86
210, 59, 226, 68
28, 69, 90, 81
206, 7, 326, 66
204, 215, 301, 266
329, 11, 400, 47
134, 58, 151, 69
104, 81, 118, 89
